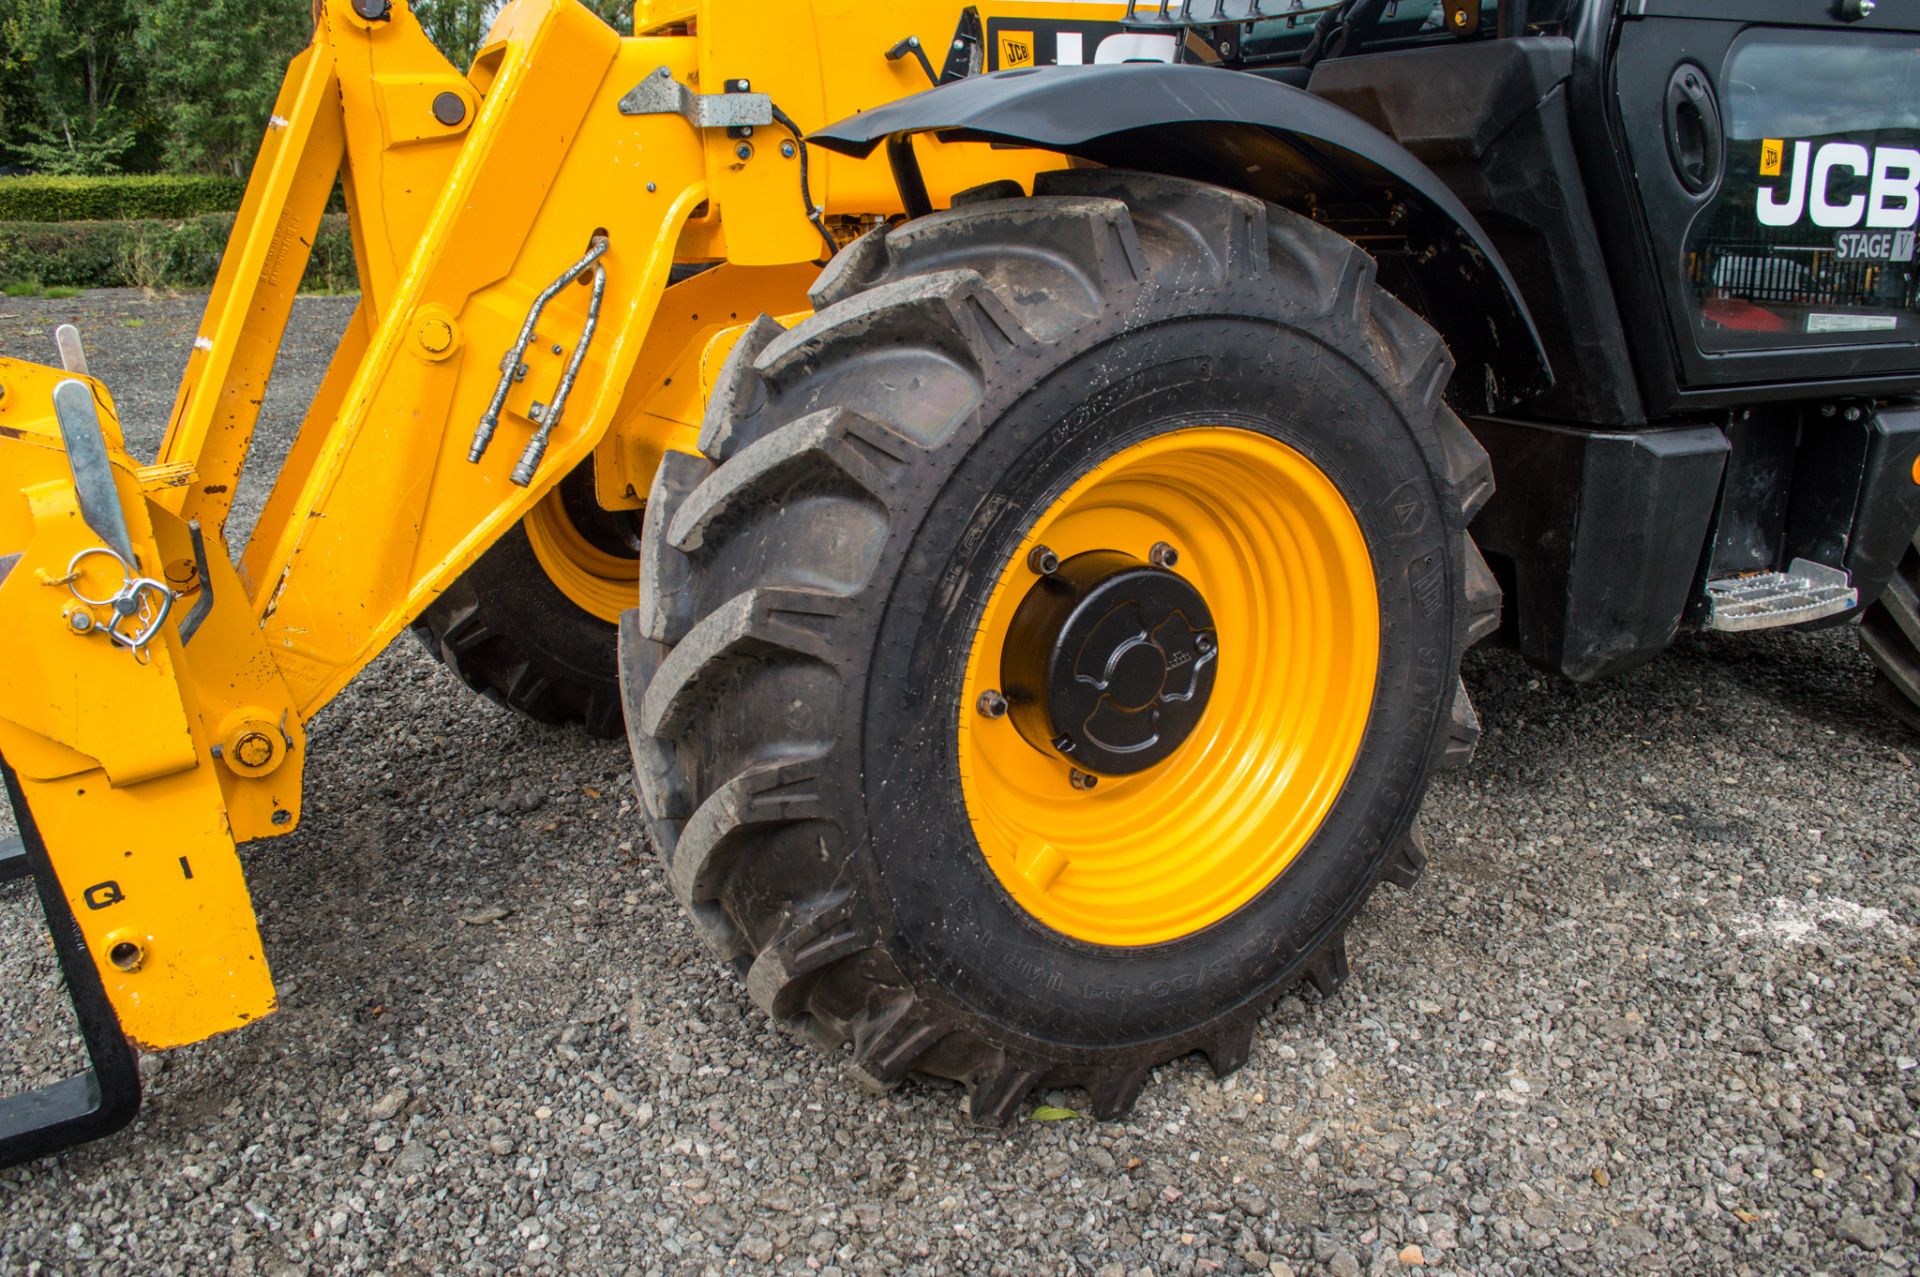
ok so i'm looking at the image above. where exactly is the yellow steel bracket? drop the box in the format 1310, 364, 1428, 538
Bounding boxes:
0, 0, 715, 1057
0, 0, 1094, 1092
0, 361, 287, 1050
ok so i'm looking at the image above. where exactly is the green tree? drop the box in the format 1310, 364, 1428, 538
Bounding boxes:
583, 0, 633, 38
0, 0, 144, 174
413, 0, 493, 69
135, 0, 313, 175
413, 0, 632, 71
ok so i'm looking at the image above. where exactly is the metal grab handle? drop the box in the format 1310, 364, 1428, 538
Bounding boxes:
467, 235, 611, 465
52, 379, 137, 568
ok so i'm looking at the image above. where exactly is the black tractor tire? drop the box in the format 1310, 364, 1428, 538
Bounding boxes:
413, 465, 632, 739
413, 264, 722, 738
623, 170, 1500, 1121
1861, 530, 1920, 733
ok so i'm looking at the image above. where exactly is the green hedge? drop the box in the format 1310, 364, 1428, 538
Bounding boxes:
0, 175, 249, 222
0, 213, 356, 292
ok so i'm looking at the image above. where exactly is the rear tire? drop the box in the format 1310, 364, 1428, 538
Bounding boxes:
414, 463, 635, 739
624, 171, 1500, 1120
1861, 530, 1920, 733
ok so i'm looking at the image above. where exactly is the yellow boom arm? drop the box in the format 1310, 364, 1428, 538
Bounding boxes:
0, 0, 1082, 1162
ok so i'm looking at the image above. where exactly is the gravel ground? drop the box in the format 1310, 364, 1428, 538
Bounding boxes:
1, 291, 1917, 1277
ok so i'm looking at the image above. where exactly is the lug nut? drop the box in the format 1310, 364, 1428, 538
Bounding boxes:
1027, 545, 1060, 575
1196, 632, 1216, 655
1149, 541, 1179, 569
1069, 769, 1099, 791
975, 689, 1008, 719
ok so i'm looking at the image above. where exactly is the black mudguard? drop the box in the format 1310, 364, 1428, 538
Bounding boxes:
812, 63, 1552, 415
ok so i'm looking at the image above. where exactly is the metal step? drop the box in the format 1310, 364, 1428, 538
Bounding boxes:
1704, 558, 1859, 632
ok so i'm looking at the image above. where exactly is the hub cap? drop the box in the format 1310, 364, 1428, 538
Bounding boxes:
1001, 550, 1219, 776
956, 428, 1380, 947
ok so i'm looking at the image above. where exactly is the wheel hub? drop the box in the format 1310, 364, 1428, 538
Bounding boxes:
1001, 550, 1219, 776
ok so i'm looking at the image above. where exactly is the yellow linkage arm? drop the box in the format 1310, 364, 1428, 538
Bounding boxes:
0, 0, 727, 1062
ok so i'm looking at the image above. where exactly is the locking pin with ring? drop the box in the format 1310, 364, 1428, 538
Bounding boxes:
63, 545, 177, 661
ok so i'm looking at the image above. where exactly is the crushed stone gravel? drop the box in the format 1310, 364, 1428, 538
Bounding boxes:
1, 291, 1916, 1276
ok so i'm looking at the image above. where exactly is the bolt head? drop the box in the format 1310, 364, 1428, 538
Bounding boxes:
1149, 541, 1179, 569
234, 731, 276, 769
417, 316, 454, 354
647, 182, 658, 193
735, 142, 753, 161
976, 689, 1008, 719
781, 140, 797, 159
1028, 545, 1060, 576
67, 610, 93, 633
1069, 769, 1099, 791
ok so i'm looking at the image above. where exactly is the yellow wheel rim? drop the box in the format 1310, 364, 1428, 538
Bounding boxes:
956, 427, 1380, 947
524, 488, 638, 624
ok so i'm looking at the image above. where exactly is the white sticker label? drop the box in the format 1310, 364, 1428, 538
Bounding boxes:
1833, 228, 1919, 261
1807, 313, 1899, 333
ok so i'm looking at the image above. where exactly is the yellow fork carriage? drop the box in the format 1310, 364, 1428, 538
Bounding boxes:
2, 0, 1566, 1158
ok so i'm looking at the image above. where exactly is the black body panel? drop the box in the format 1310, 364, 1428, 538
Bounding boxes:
1570, 1, 1920, 412
1467, 419, 1728, 680
810, 62, 1552, 414
1308, 37, 1644, 426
